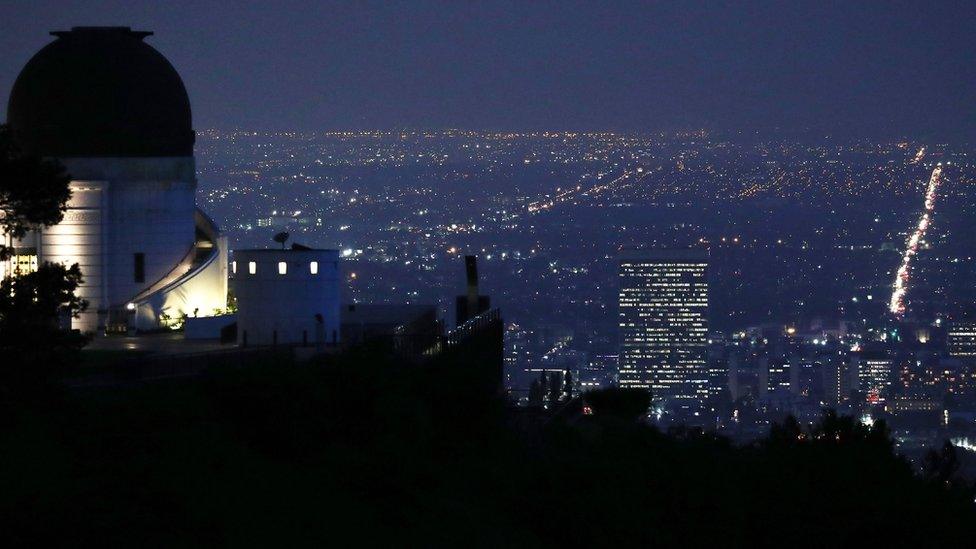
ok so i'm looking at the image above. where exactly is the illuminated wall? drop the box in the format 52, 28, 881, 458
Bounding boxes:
131, 231, 229, 330
20, 157, 227, 333
37, 181, 108, 332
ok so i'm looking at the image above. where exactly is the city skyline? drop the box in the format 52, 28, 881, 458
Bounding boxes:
3, 5, 976, 543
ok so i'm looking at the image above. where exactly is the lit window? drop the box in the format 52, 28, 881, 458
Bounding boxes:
310, 261, 319, 274
248, 261, 256, 275
232, 261, 237, 274
278, 261, 287, 275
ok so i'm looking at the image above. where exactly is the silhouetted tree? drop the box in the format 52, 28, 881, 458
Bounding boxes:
924, 441, 963, 487
273, 231, 290, 249
0, 124, 71, 260
0, 262, 88, 371
768, 414, 804, 446
584, 387, 651, 421
811, 409, 892, 451
0, 124, 86, 373
1, 350, 974, 546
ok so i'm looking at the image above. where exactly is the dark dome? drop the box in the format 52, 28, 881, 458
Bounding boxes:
7, 27, 194, 157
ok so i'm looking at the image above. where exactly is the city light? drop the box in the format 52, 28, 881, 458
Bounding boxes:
889, 164, 943, 316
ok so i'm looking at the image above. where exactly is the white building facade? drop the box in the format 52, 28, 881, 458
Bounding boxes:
4, 27, 227, 333
233, 249, 341, 347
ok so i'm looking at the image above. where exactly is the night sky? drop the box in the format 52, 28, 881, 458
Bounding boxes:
1, 1, 974, 139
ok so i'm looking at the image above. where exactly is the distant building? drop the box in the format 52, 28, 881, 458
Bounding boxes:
256, 211, 313, 229
855, 353, 894, 404
885, 394, 941, 414
576, 353, 618, 396
728, 351, 760, 402
506, 324, 574, 401
947, 321, 976, 358
232, 248, 340, 346
823, 354, 855, 406
759, 356, 792, 399
707, 332, 730, 400
618, 248, 709, 410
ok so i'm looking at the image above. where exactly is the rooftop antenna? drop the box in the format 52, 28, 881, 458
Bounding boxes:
465, 255, 479, 318
273, 231, 289, 249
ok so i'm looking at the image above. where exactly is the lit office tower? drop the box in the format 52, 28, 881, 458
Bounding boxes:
855, 352, 894, 405
947, 322, 976, 358
618, 249, 709, 410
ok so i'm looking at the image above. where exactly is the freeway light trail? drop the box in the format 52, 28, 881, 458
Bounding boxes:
527, 168, 641, 214
889, 163, 943, 316
911, 146, 926, 164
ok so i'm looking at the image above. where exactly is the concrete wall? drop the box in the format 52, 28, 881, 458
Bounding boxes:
106, 179, 196, 306
185, 313, 236, 339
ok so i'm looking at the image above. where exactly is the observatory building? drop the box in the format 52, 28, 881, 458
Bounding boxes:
232, 248, 341, 347
3, 27, 227, 333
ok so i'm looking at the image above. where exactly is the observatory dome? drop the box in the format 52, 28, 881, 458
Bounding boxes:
7, 26, 194, 157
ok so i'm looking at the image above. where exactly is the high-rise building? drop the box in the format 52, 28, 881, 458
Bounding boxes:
855, 352, 894, 405
947, 321, 976, 358
706, 333, 729, 402
823, 354, 854, 406
618, 248, 709, 411
759, 356, 792, 398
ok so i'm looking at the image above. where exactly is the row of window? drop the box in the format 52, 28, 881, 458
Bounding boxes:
232, 260, 323, 275
131, 255, 329, 282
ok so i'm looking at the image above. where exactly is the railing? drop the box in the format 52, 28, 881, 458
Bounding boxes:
421, 309, 501, 357
445, 308, 502, 348
67, 309, 504, 389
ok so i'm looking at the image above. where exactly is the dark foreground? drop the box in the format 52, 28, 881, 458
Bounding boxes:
1, 347, 973, 547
